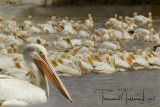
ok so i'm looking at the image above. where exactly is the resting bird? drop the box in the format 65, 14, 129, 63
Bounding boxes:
153, 42, 160, 52
0, 44, 73, 106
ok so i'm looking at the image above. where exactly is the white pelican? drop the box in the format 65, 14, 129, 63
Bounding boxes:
113, 52, 133, 72
1, 68, 31, 82
84, 14, 94, 27
152, 32, 160, 42
106, 21, 112, 29
61, 23, 77, 35
112, 29, 133, 40
4, 35, 23, 47
144, 29, 154, 42
145, 49, 160, 69
83, 40, 94, 47
131, 49, 150, 70
72, 45, 94, 54
0, 55, 14, 69
100, 30, 113, 40
53, 36, 74, 49
134, 28, 150, 39
26, 25, 41, 34
47, 16, 57, 25
0, 44, 73, 106
4, 17, 17, 32
125, 16, 137, 30
38, 24, 56, 33
58, 17, 70, 25
100, 37, 126, 50
26, 36, 49, 48
133, 12, 151, 24
109, 14, 118, 26
78, 27, 91, 38
153, 42, 160, 52
23, 15, 35, 27
76, 59, 94, 73
0, 17, 5, 28
113, 18, 128, 30
93, 55, 116, 74
53, 61, 81, 76
49, 53, 81, 76
96, 28, 109, 35
71, 39, 82, 46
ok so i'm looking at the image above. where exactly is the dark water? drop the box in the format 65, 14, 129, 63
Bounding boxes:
1, 4, 160, 107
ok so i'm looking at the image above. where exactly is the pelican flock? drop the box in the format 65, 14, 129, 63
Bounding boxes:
0, 12, 160, 106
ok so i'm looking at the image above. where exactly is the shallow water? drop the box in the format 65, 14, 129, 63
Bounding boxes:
1, 4, 160, 107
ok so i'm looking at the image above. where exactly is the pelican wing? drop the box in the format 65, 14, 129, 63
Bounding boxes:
0, 75, 46, 104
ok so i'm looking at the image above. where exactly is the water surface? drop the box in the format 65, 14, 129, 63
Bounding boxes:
0, 4, 160, 107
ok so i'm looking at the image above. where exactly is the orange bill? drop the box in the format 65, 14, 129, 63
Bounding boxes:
31, 17, 36, 24
148, 30, 153, 41
108, 31, 112, 40
52, 16, 57, 23
73, 25, 79, 32
18, 35, 30, 44
66, 38, 74, 48
88, 14, 94, 24
116, 37, 126, 49
34, 53, 73, 103
78, 61, 87, 73
95, 31, 103, 41
39, 25, 44, 33
53, 24, 62, 30
148, 48, 157, 57
85, 28, 92, 36
72, 46, 82, 56
0, 19, 5, 27
88, 42, 92, 51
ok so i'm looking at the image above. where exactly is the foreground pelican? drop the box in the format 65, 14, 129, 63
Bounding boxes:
0, 44, 73, 106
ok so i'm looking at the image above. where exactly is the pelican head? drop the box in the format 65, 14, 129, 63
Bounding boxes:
148, 12, 152, 19
65, 17, 69, 22
29, 15, 35, 24
132, 46, 137, 55
106, 21, 112, 29
0, 17, 3, 22
133, 12, 138, 16
115, 14, 118, 19
88, 14, 94, 24
12, 16, 16, 21
119, 16, 125, 22
0, 17, 5, 26
137, 49, 143, 55
125, 16, 130, 22
23, 44, 73, 102
51, 16, 57, 23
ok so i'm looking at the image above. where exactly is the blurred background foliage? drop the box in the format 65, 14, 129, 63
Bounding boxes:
1, 0, 160, 6
41, 0, 160, 6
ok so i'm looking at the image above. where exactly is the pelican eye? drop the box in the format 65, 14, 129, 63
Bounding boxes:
39, 51, 42, 54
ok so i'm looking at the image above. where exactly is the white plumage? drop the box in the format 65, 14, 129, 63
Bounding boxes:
0, 75, 47, 104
